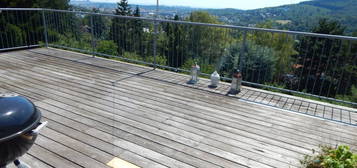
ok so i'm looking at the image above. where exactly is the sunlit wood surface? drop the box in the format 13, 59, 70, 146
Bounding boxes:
1, 48, 357, 168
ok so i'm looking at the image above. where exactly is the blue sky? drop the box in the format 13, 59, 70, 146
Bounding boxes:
92, 0, 309, 10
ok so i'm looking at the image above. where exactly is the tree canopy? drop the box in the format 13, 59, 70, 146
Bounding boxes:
293, 18, 354, 97
0, 0, 70, 9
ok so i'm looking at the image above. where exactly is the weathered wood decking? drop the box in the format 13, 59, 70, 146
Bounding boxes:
1, 48, 357, 168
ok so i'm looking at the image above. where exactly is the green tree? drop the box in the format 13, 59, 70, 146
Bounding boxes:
91, 8, 107, 39
219, 41, 276, 83
184, 11, 232, 71
294, 18, 348, 97
161, 15, 189, 68
109, 0, 132, 55
133, 5, 140, 17
131, 6, 145, 57
0, 0, 70, 48
0, 0, 69, 9
339, 30, 357, 102
251, 22, 298, 83
114, 0, 131, 16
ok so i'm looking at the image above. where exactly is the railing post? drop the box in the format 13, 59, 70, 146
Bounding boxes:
153, 0, 159, 70
153, 22, 158, 69
41, 9, 48, 48
90, 14, 95, 57
239, 30, 247, 70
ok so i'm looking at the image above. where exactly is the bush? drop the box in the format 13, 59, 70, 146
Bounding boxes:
300, 145, 357, 168
3, 24, 24, 47
122, 52, 167, 66
96, 40, 118, 56
123, 52, 141, 60
182, 58, 216, 75
54, 33, 91, 51
336, 85, 357, 107
145, 55, 167, 66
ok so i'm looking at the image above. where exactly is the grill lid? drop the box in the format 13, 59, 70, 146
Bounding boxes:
0, 94, 41, 142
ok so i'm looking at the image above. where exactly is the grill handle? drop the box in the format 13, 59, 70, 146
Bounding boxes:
30, 121, 48, 135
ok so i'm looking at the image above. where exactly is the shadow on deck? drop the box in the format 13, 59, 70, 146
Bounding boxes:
1, 48, 357, 168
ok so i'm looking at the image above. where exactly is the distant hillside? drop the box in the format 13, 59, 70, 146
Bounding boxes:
302, 0, 357, 31
207, 0, 357, 33
70, 1, 198, 18
70, 0, 357, 33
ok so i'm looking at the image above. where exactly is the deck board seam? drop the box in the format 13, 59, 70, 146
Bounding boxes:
6, 62, 354, 143
39, 116, 169, 168
0, 68, 330, 151
38, 128, 114, 166
2, 53, 354, 136
0, 79, 236, 167
33, 143, 85, 168
2, 49, 357, 167
36, 108, 235, 168
1, 54, 354, 147
18, 49, 357, 112
16, 50, 357, 116
24, 153, 56, 168
11, 50, 357, 118
0, 74, 286, 168
1, 55, 354, 148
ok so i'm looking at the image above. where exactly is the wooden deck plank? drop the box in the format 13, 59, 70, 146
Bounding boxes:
0, 55, 290, 167
0, 75, 252, 168
120, 80, 356, 146
140, 71, 356, 120
12, 64, 352, 146
37, 102, 227, 168
2, 50, 354, 136
40, 110, 167, 168
0, 62, 322, 148
1, 48, 357, 168
0, 76, 232, 166
40, 127, 114, 165
129, 72, 357, 134
2, 50, 356, 147
35, 135, 109, 168
2, 50, 354, 158
38, 106, 217, 168
6, 49, 356, 118
4, 50, 356, 150
0, 82, 170, 167
28, 144, 82, 168
0, 72, 300, 167
45, 120, 166, 168
7, 154, 53, 168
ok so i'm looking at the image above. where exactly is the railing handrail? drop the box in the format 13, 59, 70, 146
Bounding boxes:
1, 8, 357, 41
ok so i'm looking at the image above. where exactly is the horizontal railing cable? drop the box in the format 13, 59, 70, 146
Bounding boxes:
0, 8, 356, 108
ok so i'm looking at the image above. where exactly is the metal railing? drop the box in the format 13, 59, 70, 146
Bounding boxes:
0, 8, 356, 107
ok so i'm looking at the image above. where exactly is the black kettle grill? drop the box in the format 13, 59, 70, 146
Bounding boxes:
0, 94, 47, 168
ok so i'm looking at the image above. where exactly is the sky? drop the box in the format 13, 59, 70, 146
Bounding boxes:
92, 0, 309, 10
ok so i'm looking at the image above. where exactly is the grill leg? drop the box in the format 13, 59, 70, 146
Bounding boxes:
14, 159, 30, 168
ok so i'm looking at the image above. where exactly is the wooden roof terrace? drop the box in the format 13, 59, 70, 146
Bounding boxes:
1, 48, 357, 168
